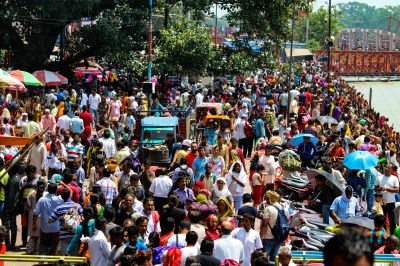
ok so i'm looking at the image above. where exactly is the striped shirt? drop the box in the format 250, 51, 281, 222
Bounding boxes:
50, 200, 83, 240
96, 177, 118, 206
66, 142, 84, 162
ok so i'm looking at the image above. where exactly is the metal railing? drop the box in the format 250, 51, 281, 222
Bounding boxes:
275, 251, 400, 266
0, 255, 87, 264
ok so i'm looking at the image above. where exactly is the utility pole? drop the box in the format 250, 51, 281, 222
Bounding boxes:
215, 3, 218, 47
148, 0, 153, 82
306, 17, 309, 43
287, 1, 296, 128
327, 0, 332, 83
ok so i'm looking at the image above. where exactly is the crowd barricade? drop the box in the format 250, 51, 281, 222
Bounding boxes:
275, 251, 400, 265
0, 255, 87, 264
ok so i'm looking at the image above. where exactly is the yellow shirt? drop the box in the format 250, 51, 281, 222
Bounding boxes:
175, 150, 188, 164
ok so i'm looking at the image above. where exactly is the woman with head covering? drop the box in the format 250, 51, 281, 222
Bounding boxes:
205, 214, 220, 241
225, 162, 247, 212
330, 185, 361, 224
216, 196, 235, 225
56, 101, 65, 120
212, 177, 233, 204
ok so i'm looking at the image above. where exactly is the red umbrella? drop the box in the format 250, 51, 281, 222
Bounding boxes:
73, 66, 102, 77
33, 70, 68, 86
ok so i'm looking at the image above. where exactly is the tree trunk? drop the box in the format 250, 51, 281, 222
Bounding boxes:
164, 5, 170, 28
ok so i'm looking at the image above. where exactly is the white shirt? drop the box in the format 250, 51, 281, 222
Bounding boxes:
290, 89, 300, 100
56, 115, 71, 132
232, 228, 263, 266
89, 94, 101, 110
195, 93, 203, 106
98, 137, 116, 159
145, 212, 161, 233
279, 93, 288, 106
149, 175, 172, 198
132, 199, 143, 213
166, 233, 187, 247
233, 118, 246, 140
180, 246, 199, 266
88, 230, 111, 266
259, 155, 276, 184
376, 174, 399, 204
81, 93, 88, 108
214, 235, 244, 264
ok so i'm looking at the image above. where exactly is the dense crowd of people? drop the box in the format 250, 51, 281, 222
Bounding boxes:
0, 60, 399, 265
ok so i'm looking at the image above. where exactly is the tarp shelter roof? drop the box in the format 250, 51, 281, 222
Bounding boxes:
141, 116, 179, 127
284, 48, 313, 57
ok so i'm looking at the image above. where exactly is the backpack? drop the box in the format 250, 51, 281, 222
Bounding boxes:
177, 166, 192, 187
63, 204, 81, 232
268, 205, 290, 241
244, 121, 254, 138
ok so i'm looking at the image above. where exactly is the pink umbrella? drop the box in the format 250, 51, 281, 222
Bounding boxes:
33, 70, 68, 86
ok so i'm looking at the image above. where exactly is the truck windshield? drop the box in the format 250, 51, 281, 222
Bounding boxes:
142, 127, 174, 144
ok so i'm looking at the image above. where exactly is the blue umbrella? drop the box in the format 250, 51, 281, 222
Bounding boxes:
288, 133, 319, 146
343, 151, 378, 170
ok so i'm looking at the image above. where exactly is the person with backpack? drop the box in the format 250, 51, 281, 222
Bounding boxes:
48, 187, 83, 255
260, 190, 289, 263
172, 158, 194, 188
66, 207, 95, 256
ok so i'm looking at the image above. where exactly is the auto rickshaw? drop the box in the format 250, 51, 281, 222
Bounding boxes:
195, 115, 233, 144
194, 103, 223, 123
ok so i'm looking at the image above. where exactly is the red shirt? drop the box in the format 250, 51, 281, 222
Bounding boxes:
80, 111, 93, 128
185, 152, 198, 168
57, 183, 80, 203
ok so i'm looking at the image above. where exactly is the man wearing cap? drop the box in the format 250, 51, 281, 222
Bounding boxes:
40, 109, 56, 133
70, 111, 84, 134
170, 139, 191, 168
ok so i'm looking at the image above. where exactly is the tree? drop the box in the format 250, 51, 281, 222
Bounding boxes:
218, 0, 314, 44
66, 0, 148, 77
294, 7, 343, 48
154, 18, 215, 76
306, 38, 321, 51
0, 0, 116, 71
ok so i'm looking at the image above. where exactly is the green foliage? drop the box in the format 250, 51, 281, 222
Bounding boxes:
337, 2, 400, 30
0, 0, 116, 71
294, 7, 343, 48
218, 0, 314, 43
154, 18, 215, 76
306, 38, 321, 51
67, 0, 148, 74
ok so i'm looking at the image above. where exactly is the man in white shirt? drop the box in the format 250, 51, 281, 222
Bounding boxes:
167, 220, 191, 247
80, 91, 88, 109
259, 145, 276, 189
56, 109, 71, 133
149, 167, 172, 213
89, 89, 101, 123
278, 246, 297, 266
195, 91, 203, 106
98, 129, 116, 159
375, 163, 399, 234
89, 217, 111, 266
180, 231, 200, 266
232, 214, 263, 266
214, 221, 244, 264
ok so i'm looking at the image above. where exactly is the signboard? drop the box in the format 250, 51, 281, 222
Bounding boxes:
166, 75, 181, 87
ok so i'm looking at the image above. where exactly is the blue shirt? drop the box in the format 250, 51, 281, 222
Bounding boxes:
192, 157, 209, 181
33, 193, 64, 233
70, 116, 84, 134
330, 196, 360, 220
173, 187, 195, 203
50, 200, 83, 239
126, 241, 147, 251
255, 118, 265, 138
297, 142, 317, 159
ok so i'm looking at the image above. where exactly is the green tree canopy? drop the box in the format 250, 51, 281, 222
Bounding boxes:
0, 0, 116, 71
154, 18, 215, 76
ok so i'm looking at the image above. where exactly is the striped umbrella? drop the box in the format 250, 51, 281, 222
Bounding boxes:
9, 70, 42, 86
33, 70, 68, 86
0, 69, 26, 91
